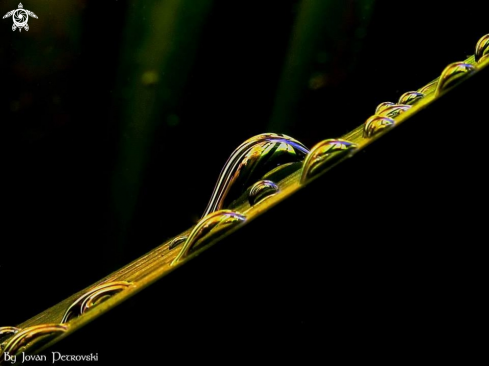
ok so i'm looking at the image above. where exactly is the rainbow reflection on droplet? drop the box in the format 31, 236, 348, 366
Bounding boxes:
435, 62, 476, 97
248, 180, 280, 205
300, 139, 357, 183
202, 133, 308, 217
173, 210, 246, 265
363, 115, 395, 138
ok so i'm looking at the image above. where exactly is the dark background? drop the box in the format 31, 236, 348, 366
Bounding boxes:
0, 0, 487, 355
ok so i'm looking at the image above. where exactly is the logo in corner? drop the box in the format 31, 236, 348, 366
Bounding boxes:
3, 3, 38, 32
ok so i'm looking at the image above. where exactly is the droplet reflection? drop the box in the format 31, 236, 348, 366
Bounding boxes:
375, 102, 395, 114
202, 133, 308, 217
301, 139, 357, 183
248, 180, 280, 205
435, 62, 476, 97
398, 91, 424, 105
61, 282, 132, 323
173, 210, 246, 265
363, 115, 395, 138
376, 104, 412, 119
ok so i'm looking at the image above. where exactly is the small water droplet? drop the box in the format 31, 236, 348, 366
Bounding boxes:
363, 115, 395, 138
377, 104, 412, 119
61, 282, 131, 323
475, 34, 489, 63
398, 91, 424, 105
300, 139, 357, 183
202, 133, 308, 217
169, 236, 187, 250
435, 62, 476, 97
375, 102, 395, 114
248, 180, 280, 205
172, 210, 246, 265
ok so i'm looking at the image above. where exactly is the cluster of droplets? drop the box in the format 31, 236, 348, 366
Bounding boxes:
0, 280, 133, 364
166, 132, 359, 265
173, 34, 489, 266
362, 33, 488, 139
2, 33, 488, 364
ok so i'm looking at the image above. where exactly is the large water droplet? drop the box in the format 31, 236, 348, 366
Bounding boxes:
202, 133, 308, 217
376, 104, 412, 119
363, 115, 395, 138
435, 62, 477, 97
300, 139, 357, 183
1, 324, 68, 358
375, 102, 395, 114
475, 34, 489, 63
398, 91, 424, 105
172, 210, 246, 265
248, 180, 280, 205
61, 282, 132, 323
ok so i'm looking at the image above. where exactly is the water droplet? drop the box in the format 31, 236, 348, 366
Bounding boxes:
248, 180, 280, 205
376, 104, 412, 119
202, 133, 308, 217
169, 236, 187, 250
1, 324, 68, 357
375, 102, 395, 114
61, 282, 132, 323
435, 62, 477, 97
398, 91, 424, 105
363, 115, 395, 138
475, 34, 489, 63
300, 139, 357, 183
418, 80, 438, 95
172, 210, 246, 265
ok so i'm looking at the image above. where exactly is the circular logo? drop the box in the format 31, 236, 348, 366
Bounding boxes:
13, 9, 28, 27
